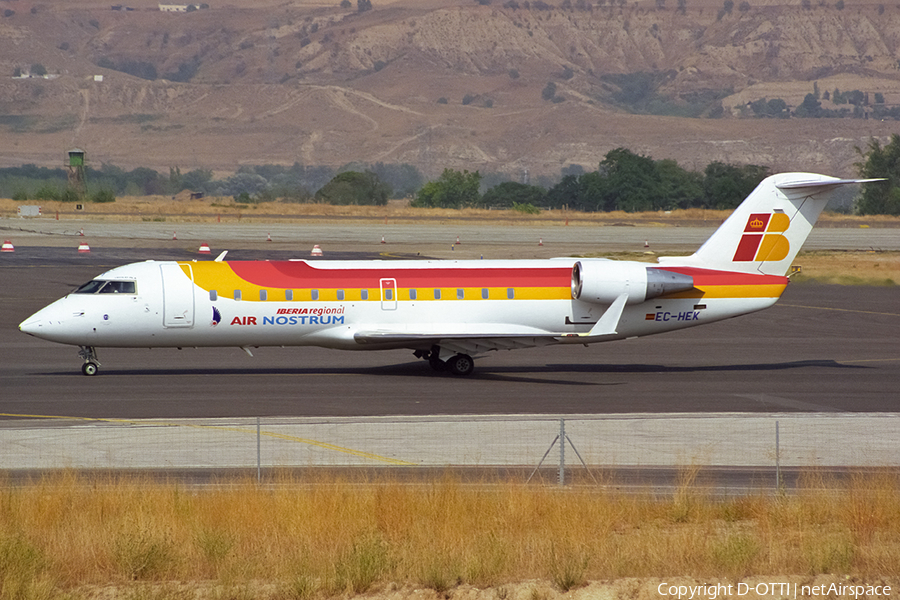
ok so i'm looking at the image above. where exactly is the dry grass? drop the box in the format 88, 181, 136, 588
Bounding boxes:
1, 471, 899, 599
0, 196, 732, 225
791, 250, 900, 286
4, 197, 900, 227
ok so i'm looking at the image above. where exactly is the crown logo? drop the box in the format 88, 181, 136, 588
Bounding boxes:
749, 218, 764, 229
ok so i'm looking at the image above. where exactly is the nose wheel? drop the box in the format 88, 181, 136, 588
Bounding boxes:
78, 346, 100, 376
81, 362, 99, 376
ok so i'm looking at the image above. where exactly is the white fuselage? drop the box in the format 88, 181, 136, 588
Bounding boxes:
19, 258, 783, 352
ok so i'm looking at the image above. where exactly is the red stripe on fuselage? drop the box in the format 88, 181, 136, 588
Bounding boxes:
228, 261, 573, 289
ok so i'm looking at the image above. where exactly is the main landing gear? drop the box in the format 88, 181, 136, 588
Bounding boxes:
414, 345, 475, 376
78, 346, 100, 376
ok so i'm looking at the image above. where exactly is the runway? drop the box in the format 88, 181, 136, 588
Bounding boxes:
1, 247, 898, 419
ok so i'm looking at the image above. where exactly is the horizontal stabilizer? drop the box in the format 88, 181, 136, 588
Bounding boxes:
776, 178, 883, 190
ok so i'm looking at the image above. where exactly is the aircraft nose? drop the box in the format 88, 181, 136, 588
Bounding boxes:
19, 314, 45, 337
19, 301, 68, 339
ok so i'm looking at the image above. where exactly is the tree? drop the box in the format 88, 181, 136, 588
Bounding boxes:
794, 93, 822, 117
222, 172, 268, 200
31, 63, 47, 77
702, 162, 768, 209
596, 148, 666, 212
854, 135, 900, 215
357, 0, 372, 11
846, 90, 865, 106
314, 171, 391, 205
480, 181, 546, 208
541, 81, 557, 101
412, 169, 481, 208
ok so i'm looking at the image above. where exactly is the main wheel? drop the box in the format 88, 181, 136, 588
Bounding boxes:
81, 362, 99, 376
446, 353, 475, 376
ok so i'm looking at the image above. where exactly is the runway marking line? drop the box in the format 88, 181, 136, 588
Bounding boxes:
0, 413, 414, 466
778, 303, 900, 317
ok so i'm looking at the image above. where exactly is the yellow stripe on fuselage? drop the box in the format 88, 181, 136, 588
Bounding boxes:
668, 284, 788, 299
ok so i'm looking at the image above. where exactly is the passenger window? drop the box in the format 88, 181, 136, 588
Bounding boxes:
337, 290, 345, 301
434, 289, 441, 300
210, 290, 218, 301
285, 290, 293, 301
259, 290, 267, 301
457, 288, 464, 300
234, 290, 242, 301
507, 288, 515, 299
409, 289, 417, 300
361, 290, 368, 300
481, 288, 489, 299
311, 290, 319, 301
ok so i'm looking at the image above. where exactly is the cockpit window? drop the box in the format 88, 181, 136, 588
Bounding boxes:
73, 280, 136, 295
99, 281, 136, 294
73, 280, 107, 294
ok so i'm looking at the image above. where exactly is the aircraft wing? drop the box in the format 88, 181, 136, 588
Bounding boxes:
353, 330, 561, 355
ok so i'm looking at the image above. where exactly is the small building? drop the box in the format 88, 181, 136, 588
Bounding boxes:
67, 148, 87, 193
159, 4, 189, 12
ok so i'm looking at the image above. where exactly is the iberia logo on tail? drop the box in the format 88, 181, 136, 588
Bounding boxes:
732, 212, 791, 262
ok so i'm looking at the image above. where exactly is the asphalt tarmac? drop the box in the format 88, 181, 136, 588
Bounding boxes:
2, 245, 898, 419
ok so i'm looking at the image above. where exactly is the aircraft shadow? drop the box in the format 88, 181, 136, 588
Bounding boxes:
40, 358, 864, 384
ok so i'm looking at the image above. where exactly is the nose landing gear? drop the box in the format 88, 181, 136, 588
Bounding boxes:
78, 346, 100, 376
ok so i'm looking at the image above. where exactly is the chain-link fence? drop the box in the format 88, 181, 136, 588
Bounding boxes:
2, 413, 897, 488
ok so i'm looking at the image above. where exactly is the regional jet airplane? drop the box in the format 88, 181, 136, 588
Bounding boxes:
19, 173, 877, 376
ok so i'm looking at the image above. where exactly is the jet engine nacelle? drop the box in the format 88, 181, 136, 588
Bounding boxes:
571, 260, 695, 305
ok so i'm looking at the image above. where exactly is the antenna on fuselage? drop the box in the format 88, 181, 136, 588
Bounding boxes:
214, 251, 228, 262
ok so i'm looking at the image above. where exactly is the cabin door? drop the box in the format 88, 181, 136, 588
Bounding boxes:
160, 263, 195, 328
380, 278, 397, 311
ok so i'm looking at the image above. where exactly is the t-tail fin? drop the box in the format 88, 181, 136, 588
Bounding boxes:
658, 173, 882, 276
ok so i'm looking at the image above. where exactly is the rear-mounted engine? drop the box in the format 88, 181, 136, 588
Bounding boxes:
571, 260, 694, 305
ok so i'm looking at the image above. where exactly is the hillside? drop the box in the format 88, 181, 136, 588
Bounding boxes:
1, 0, 900, 179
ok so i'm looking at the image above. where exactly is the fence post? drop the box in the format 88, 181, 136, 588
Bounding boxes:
559, 418, 565, 487
257, 417, 261, 484
775, 420, 780, 491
